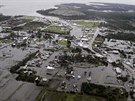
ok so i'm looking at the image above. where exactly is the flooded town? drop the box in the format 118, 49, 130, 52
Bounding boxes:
0, 1, 135, 101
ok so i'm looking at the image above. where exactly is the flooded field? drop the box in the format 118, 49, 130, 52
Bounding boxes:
0, 45, 42, 101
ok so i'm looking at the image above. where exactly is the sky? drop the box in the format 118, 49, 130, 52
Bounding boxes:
1, 0, 135, 5
58, 0, 135, 5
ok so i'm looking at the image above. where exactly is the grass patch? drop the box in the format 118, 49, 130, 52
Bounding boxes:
58, 40, 67, 46
66, 95, 75, 101
74, 94, 105, 101
23, 21, 46, 30
12, 21, 47, 31
35, 87, 48, 101
93, 35, 105, 46
59, 47, 69, 52
81, 82, 128, 101
45, 25, 70, 34
19, 16, 37, 20
105, 32, 135, 42
58, 40, 70, 52
72, 20, 100, 27
45, 91, 67, 101
0, 39, 14, 43
35, 90, 106, 101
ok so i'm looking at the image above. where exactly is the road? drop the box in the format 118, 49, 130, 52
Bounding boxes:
87, 27, 100, 53
0, 41, 15, 50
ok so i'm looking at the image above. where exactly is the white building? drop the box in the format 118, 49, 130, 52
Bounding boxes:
115, 67, 122, 74
46, 66, 55, 70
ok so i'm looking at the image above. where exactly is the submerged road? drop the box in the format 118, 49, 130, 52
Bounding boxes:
87, 27, 100, 53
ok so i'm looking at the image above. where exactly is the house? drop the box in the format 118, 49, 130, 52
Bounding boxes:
107, 59, 114, 63
115, 67, 122, 74
0, 26, 2, 32
77, 42, 89, 48
16, 40, 26, 46
42, 78, 48, 82
0, 33, 10, 38
81, 38, 89, 42
22, 65, 27, 69
46, 66, 55, 70
77, 75, 81, 79
133, 58, 135, 67
18, 31, 29, 37
95, 53, 104, 58
87, 76, 91, 81
36, 42, 44, 47
112, 50, 119, 54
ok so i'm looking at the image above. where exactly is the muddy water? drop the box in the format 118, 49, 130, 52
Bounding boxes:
0, 46, 42, 101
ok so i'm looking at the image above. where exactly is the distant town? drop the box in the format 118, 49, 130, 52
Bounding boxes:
0, 2, 135, 101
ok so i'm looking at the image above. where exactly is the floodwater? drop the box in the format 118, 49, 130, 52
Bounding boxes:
0, 0, 135, 101
0, 0, 135, 16
0, 0, 59, 16
0, 45, 41, 101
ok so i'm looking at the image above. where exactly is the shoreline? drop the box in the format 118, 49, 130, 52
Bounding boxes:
1, 2, 135, 17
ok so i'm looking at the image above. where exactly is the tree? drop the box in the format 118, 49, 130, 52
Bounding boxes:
67, 40, 71, 48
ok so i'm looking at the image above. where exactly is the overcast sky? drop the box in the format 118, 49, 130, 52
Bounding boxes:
1, 0, 135, 5
47, 0, 135, 4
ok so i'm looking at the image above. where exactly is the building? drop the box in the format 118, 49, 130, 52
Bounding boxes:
115, 67, 122, 74
0, 33, 10, 38
133, 58, 135, 67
